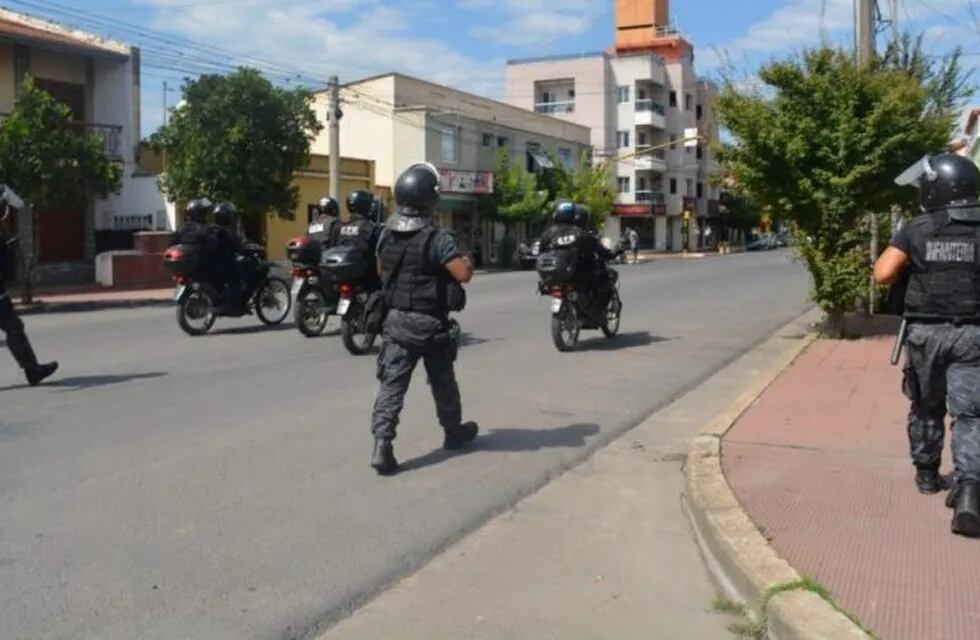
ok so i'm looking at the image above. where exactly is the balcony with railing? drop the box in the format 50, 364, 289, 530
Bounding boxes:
634, 99, 666, 128
534, 100, 575, 115
635, 190, 665, 205
632, 147, 667, 171
0, 113, 124, 160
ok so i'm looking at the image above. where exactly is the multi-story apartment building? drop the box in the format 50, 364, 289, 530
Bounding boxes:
506, 0, 721, 251
312, 72, 590, 264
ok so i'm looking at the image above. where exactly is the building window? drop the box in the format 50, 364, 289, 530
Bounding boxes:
497, 135, 510, 148
617, 85, 630, 104
670, 178, 677, 194
442, 125, 459, 164
685, 94, 693, 111
686, 178, 694, 196
617, 176, 631, 193
670, 135, 677, 150
696, 104, 703, 120
669, 91, 677, 107
696, 144, 703, 159
638, 87, 648, 100
637, 175, 649, 191
558, 147, 574, 170
638, 130, 649, 147
541, 90, 553, 103
481, 133, 494, 148
697, 182, 704, 198
617, 130, 631, 148
568, 88, 576, 99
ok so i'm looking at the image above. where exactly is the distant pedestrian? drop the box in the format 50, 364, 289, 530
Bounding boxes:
628, 228, 640, 264
875, 153, 980, 538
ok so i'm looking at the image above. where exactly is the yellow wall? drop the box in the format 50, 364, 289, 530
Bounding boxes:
263, 155, 375, 260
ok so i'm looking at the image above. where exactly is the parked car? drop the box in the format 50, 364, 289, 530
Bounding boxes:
746, 234, 779, 251
518, 237, 542, 269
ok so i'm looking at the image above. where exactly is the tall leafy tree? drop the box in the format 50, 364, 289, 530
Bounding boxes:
151, 68, 322, 222
0, 77, 122, 302
717, 45, 963, 335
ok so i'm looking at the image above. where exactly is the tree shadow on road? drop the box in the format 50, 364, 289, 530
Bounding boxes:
577, 331, 675, 352
0, 371, 167, 393
397, 422, 601, 474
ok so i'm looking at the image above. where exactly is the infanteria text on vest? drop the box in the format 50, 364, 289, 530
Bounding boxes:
904, 212, 980, 321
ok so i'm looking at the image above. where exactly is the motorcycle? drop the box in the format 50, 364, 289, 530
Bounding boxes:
536, 250, 623, 352
321, 245, 378, 355
286, 236, 338, 337
163, 243, 292, 336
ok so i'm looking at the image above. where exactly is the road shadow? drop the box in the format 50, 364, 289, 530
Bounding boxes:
210, 323, 295, 336
578, 331, 675, 352
398, 422, 600, 474
458, 332, 500, 348
0, 371, 167, 392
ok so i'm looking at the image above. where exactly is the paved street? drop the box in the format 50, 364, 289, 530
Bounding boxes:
1, 251, 808, 640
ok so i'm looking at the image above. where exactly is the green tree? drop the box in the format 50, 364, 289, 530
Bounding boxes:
0, 77, 122, 303
541, 151, 615, 232
492, 148, 547, 265
718, 190, 761, 240
716, 46, 961, 335
151, 68, 322, 223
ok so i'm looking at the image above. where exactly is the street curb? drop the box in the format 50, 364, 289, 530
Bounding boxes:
16, 297, 172, 316
681, 309, 873, 640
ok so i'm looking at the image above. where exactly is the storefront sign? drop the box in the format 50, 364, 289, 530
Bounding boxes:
439, 169, 494, 194
614, 204, 665, 217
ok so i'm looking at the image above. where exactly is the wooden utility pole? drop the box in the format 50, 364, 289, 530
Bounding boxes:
327, 75, 341, 201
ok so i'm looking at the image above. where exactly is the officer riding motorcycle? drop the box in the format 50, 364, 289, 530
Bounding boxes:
309, 196, 341, 250
875, 153, 980, 537
536, 201, 622, 351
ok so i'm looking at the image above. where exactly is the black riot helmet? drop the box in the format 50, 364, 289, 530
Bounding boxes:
213, 202, 238, 227
394, 162, 441, 213
346, 190, 375, 218
185, 198, 213, 223
573, 205, 592, 229
316, 196, 339, 218
553, 200, 576, 224
896, 153, 980, 213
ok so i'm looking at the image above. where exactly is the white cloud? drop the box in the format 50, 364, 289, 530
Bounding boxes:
462, 0, 605, 49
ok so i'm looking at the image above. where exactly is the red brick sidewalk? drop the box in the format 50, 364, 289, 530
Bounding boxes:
12, 285, 172, 314
724, 338, 980, 640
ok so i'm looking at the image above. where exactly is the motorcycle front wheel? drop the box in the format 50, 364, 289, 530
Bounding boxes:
177, 289, 216, 336
551, 303, 579, 352
602, 289, 622, 338
255, 277, 292, 326
341, 302, 377, 355
294, 286, 330, 337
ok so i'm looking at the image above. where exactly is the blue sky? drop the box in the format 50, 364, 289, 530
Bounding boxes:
5, 0, 977, 136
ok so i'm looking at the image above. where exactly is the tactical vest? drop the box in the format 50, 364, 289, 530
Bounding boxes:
336, 217, 376, 253
380, 227, 446, 317
307, 216, 337, 248
904, 212, 980, 320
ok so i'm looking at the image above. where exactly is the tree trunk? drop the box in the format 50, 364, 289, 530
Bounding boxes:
824, 307, 846, 339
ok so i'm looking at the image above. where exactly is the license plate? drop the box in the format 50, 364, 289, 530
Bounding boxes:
338, 298, 351, 315
551, 297, 563, 313
174, 285, 186, 301
291, 278, 304, 298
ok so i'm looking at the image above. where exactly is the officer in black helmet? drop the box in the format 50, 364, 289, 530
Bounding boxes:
171, 198, 212, 247
208, 201, 244, 309
875, 153, 980, 537
309, 196, 340, 250
0, 184, 57, 385
369, 162, 477, 475
540, 201, 616, 305
338, 190, 382, 288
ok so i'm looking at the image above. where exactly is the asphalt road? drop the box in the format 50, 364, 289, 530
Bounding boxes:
0, 250, 809, 640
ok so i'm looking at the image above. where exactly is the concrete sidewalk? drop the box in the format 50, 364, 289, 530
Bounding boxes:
724, 337, 980, 640
315, 311, 819, 640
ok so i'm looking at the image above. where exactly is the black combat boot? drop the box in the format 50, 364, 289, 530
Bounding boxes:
952, 481, 980, 537
25, 361, 58, 386
444, 421, 479, 451
371, 440, 398, 475
915, 467, 947, 494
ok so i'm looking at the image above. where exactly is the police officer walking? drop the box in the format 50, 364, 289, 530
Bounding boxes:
309, 196, 341, 250
370, 163, 477, 475
0, 184, 57, 386
875, 153, 980, 537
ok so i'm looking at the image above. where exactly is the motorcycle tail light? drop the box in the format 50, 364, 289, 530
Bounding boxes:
551, 288, 563, 299
291, 267, 305, 278
173, 275, 190, 285
338, 283, 354, 296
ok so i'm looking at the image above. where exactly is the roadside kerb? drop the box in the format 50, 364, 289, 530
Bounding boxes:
682, 307, 872, 639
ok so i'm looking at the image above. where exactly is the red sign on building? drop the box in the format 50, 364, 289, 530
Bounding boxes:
614, 204, 665, 217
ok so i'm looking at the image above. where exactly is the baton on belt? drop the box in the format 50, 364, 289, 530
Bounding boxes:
891, 318, 909, 366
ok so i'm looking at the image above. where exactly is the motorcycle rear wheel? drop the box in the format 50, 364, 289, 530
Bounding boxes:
295, 286, 330, 337
341, 302, 377, 355
551, 303, 579, 352
255, 277, 292, 326
177, 290, 216, 336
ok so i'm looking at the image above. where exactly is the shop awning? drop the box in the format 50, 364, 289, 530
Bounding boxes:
527, 150, 554, 170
